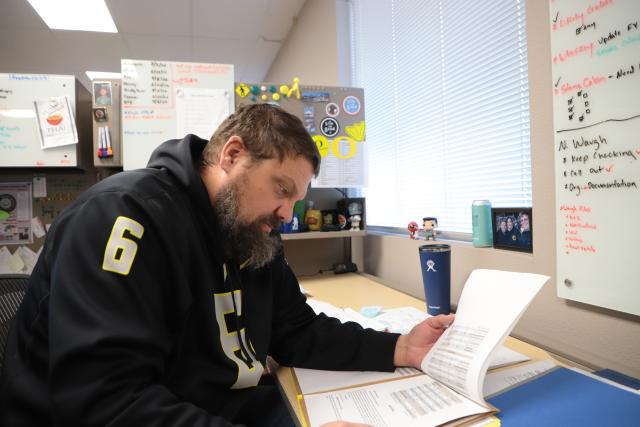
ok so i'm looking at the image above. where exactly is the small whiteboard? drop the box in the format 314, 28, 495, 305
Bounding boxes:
0, 74, 79, 167
121, 60, 234, 170
550, 0, 640, 315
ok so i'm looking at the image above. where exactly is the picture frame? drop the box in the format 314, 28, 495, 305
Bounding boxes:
492, 207, 532, 252
92, 81, 112, 106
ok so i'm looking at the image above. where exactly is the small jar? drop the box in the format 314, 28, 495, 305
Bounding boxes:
304, 201, 322, 231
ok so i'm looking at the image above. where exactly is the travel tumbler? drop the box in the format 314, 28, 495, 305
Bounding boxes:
418, 244, 451, 315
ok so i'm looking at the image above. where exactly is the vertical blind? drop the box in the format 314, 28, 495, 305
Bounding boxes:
349, 0, 532, 233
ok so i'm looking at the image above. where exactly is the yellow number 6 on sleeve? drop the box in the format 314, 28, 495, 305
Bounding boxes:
102, 216, 144, 276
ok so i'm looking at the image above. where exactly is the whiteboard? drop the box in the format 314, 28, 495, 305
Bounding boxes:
0, 74, 78, 167
121, 60, 234, 170
550, 0, 640, 315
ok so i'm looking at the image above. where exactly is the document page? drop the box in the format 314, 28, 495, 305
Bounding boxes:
295, 366, 421, 395
304, 374, 490, 427
305, 299, 386, 331
421, 269, 549, 404
483, 360, 556, 397
374, 306, 430, 334
489, 346, 530, 369
294, 344, 529, 396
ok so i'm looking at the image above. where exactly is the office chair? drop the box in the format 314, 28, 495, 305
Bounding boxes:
0, 274, 29, 372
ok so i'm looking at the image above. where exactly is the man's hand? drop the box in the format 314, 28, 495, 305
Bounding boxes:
393, 314, 455, 368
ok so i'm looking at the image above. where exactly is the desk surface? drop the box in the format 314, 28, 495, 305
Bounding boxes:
275, 273, 558, 426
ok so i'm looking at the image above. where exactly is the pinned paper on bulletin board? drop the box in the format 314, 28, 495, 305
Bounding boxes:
0, 182, 33, 245
33, 95, 78, 149
175, 87, 230, 140
235, 79, 367, 188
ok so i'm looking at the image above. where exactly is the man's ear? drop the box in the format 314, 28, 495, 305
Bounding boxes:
219, 135, 246, 172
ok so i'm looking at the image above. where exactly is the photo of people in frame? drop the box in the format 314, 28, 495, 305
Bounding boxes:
93, 81, 112, 106
492, 207, 533, 252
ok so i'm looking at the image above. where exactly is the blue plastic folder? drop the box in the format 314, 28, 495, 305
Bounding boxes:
487, 367, 640, 426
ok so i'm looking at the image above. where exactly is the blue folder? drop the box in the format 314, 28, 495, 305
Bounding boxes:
593, 368, 640, 390
487, 367, 640, 426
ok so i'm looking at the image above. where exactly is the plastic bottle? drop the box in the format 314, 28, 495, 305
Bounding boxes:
304, 201, 322, 231
293, 200, 306, 228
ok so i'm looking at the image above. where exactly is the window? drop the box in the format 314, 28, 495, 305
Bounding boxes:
349, 0, 531, 234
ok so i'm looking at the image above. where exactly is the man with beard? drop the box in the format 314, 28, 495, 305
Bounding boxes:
0, 104, 453, 427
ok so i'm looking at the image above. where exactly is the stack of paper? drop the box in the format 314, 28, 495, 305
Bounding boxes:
299, 269, 550, 427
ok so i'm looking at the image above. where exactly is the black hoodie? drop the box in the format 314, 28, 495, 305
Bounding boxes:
0, 135, 399, 426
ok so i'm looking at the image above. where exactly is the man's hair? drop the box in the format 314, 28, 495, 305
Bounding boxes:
201, 103, 321, 176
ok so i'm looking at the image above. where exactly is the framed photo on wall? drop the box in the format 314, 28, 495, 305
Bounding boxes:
492, 207, 532, 252
93, 81, 112, 106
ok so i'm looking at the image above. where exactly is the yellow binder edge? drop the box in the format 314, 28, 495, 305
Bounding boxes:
297, 394, 308, 427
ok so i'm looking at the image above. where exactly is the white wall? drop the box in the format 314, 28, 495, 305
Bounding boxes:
266, 0, 352, 273
271, 0, 640, 378
265, 0, 339, 84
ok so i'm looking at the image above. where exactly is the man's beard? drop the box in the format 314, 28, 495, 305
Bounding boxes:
213, 179, 282, 269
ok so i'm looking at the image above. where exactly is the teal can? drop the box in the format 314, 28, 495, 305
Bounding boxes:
472, 200, 493, 247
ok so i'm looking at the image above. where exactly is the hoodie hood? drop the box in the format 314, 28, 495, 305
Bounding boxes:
147, 134, 208, 191
147, 134, 226, 264
147, 134, 213, 217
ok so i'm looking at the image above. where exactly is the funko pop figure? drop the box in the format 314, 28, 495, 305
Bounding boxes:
422, 217, 438, 241
407, 221, 419, 239
350, 214, 361, 231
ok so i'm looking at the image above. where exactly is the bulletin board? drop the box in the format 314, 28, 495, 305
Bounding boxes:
550, 0, 640, 315
235, 81, 366, 188
0, 74, 80, 167
121, 59, 235, 170
0, 172, 101, 274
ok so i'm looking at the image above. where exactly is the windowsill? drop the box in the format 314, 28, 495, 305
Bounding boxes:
364, 226, 472, 243
281, 230, 367, 240
364, 227, 535, 255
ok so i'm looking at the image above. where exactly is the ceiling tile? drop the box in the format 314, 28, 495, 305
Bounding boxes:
51, 31, 129, 62
192, 0, 267, 39
261, 0, 306, 41
122, 34, 193, 62
0, 29, 57, 74
1, 0, 302, 91
0, 0, 49, 30
191, 37, 249, 66
50, 32, 129, 85
107, 0, 192, 36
